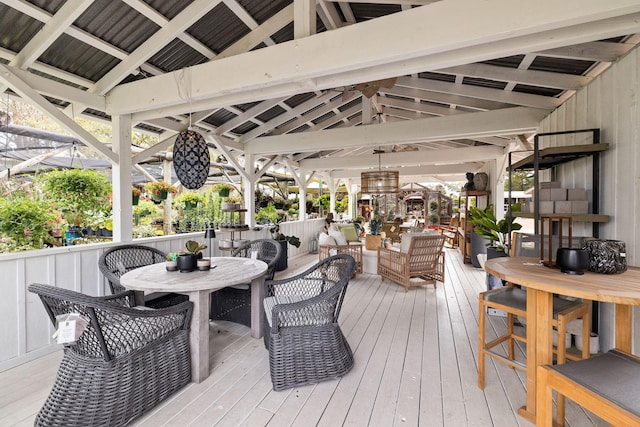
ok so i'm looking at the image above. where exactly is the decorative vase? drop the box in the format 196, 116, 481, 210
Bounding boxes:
165, 261, 178, 271
177, 254, 197, 272
197, 258, 211, 271
473, 172, 489, 191
132, 195, 139, 205
365, 234, 382, 250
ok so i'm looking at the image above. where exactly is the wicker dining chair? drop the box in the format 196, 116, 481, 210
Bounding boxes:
99, 244, 187, 308
209, 239, 282, 327
263, 254, 356, 391
28, 283, 193, 427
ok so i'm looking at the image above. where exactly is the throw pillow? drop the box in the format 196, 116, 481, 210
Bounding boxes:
318, 232, 337, 247
339, 224, 360, 242
400, 232, 419, 253
328, 228, 348, 246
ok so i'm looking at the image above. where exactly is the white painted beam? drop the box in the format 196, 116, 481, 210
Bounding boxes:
328, 163, 480, 179
437, 63, 592, 91
396, 76, 562, 109
11, 0, 93, 69
108, 1, 640, 116
215, 3, 292, 59
245, 107, 548, 155
0, 63, 117, 163
301, 145, 504, 170
93, 0, 222, 95
2, 65, 105, 111
294, 0, 316, 38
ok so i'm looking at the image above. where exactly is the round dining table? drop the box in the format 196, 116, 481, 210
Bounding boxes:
485, 256, 640, 424
121, 257, 267, 383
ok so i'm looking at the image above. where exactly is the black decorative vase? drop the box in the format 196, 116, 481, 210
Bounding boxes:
177, 254, 197, 272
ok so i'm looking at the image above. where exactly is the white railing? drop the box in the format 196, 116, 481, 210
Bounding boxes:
0, 219, 325, 372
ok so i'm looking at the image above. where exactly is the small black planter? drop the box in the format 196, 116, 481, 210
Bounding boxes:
177, 254, 197, 272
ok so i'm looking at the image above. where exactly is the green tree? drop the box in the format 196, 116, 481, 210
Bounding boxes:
504, 171, 534, 191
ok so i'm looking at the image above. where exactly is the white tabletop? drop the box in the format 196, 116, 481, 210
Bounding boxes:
120, 256, 268, 383
121, 256, 267, 292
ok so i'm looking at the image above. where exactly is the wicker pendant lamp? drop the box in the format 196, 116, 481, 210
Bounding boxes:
361, 148, 399, 194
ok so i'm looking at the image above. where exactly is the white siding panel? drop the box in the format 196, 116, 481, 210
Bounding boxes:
0, 220, 326, 371
540, 45, 640, 353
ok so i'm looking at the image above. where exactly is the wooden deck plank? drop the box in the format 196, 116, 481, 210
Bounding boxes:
0, 250, 611, 427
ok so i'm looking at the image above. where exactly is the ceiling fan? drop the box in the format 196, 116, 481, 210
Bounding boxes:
342, 77, 397, 101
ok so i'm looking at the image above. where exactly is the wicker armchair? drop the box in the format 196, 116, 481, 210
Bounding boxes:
28, 283, 193, 427
99, 244, 187, 308
210, 239, 282, 327
318, 242, 363, 274
263, 254, 356, 391
377, 234, 446, 291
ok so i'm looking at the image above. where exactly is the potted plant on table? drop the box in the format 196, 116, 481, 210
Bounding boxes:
177, 240, 208, 272
468, 205, 522, 258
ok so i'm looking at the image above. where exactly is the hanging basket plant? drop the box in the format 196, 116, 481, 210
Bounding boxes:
145, 181, 176, 201
132, 186, 141, 205
214, 183, 233, 198
176, 191, 204, 210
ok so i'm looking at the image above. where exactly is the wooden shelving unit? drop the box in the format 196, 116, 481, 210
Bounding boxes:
507, 129, 609, 237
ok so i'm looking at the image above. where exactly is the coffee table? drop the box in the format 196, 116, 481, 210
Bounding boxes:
120, 257, 267, 383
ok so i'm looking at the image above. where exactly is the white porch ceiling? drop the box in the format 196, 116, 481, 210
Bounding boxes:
0, 0, 639, 184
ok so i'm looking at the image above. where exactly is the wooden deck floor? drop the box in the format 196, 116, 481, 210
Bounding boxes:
0, 249, 606, 426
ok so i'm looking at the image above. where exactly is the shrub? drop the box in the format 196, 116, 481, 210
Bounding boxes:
0, 197, 55, 249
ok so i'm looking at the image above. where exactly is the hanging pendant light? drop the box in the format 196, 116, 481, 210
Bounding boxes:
361, 113, 398, 194
173, 129, 210, 189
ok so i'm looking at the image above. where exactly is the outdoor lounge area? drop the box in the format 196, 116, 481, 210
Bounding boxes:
2, 1, 640, 426
0, 249, 611, 426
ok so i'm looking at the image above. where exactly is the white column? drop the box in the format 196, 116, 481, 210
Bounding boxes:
163, 159, 173, 236
112, 115, 132, 242
327, 176, 337, 214
244, 154, 257, 227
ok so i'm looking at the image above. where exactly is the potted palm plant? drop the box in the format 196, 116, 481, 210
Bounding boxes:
365, 197, 382, 250
468, 205, 522, 258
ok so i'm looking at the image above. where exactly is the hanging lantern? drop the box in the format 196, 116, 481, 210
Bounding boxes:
173, 129, 210, 189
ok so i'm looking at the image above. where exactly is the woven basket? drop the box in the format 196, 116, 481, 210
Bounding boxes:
582, 239, 627, 274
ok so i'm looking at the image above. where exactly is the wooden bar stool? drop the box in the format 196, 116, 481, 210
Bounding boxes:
478, 232, 592, 421
478, 286, 591, 386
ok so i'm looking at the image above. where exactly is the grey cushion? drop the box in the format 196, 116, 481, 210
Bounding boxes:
550, 350, 640, 416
